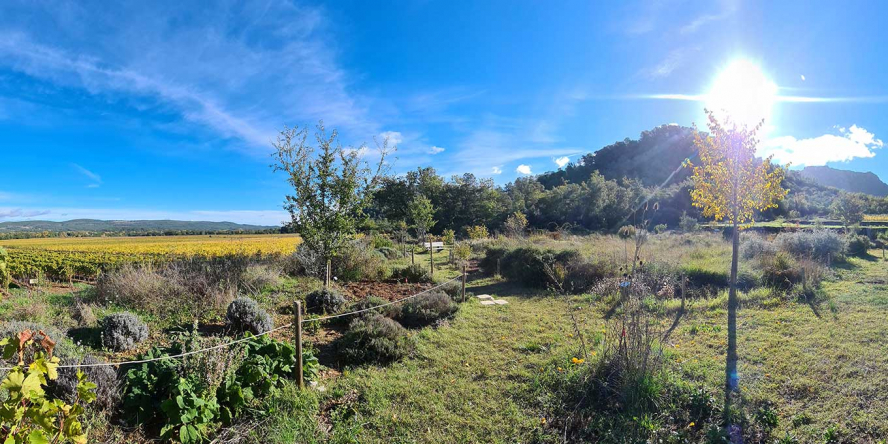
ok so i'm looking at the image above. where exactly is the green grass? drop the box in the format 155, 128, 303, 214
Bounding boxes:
258, 251, 888, 443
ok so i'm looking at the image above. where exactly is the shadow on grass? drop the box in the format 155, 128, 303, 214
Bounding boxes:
67, 326, 101, 349
467, 278, 540, 299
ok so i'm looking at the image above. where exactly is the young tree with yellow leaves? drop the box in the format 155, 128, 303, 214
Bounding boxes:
687, 110, 788, 413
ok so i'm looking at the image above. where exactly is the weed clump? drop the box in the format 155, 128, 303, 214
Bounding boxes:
845, 233, 872, 257
100, 312, 148, 352
305, 287, 347, 314
338, 314, 412, 364
400, 291, 457, 328
226, 297, 274, 335
391, 263, 432, 283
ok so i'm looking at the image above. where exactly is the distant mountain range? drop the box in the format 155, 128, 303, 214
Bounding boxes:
0, 219, 277, 234
800, 166, 888, 197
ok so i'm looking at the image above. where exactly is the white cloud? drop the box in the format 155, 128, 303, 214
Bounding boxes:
763, 125, 884, 166
427, 146, 445, 155
680, 0, 738, 34
516, 164, 533, 175
378, 131, 403, 146
491, 166, 502, 175
0, 3, 377, 153
553, 156, 570, 168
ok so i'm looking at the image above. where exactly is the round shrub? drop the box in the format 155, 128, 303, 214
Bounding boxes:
391, 264, 432, 284
306, 287, 347, 314
334, 241, 391, 282
0, 321, 77, 364
49, 354, 121, 412
376, 246, 402, 260
226, 296, 274, 334
100, 312, 148, 352
338, 313, 412, 364
846, 234, 872, 257
740, 234, 776, 260
349, 296, 401, 320
775, 230, 844, 262
401, 291, 458, 328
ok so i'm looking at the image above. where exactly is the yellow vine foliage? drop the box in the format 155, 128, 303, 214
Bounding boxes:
686, 110, 789, 229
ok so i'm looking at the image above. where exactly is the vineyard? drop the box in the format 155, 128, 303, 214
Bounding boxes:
0, 234, 301, 280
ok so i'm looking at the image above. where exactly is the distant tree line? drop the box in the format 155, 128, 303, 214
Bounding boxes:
368, 124, 888, 237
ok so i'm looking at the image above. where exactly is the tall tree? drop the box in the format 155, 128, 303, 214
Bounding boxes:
408, 194, 437, 275
687, 110, 788, 416
272, 122, 392, 285
830, 192, 865, 230
408, 194, 436, 242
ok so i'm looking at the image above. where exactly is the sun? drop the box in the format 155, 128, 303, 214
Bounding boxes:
706, 59, 778, 131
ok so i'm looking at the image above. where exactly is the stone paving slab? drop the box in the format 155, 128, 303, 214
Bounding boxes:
493, 299, 509, 305
476, 294, 494, 300
480, 300, 497, 306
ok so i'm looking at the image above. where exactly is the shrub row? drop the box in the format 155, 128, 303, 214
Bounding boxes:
481, 246, 615, 292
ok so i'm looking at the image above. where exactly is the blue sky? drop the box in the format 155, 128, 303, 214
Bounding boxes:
1, 0, 886, 226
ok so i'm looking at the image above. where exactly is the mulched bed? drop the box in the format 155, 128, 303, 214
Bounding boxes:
343, 280, 436, 301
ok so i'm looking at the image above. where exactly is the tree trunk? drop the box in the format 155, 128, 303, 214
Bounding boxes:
324, 259, 331, 287
725, 221, 740, 416
429, 234, 434, 276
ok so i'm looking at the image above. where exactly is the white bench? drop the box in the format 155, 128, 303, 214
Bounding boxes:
422, 241, 445, 251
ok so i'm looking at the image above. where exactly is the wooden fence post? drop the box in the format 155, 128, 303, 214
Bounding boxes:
411, 248, 415, 265
461, 264, 467, 303
680, 275, 687, 312
293, 300, 304, 390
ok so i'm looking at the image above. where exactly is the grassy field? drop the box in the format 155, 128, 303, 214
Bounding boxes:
256, 248, 888, 443
2, 232, 887, 442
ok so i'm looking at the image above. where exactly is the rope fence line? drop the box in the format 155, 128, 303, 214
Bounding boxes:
0, 275, 464, 371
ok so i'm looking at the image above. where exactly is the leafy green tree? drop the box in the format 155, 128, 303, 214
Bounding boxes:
408, 195, 436, 242
830, 193, 864, 230
687, 110, 788, 414
408, 195, 436, 275
272, 122, 392, 285
503, 212, 529, 237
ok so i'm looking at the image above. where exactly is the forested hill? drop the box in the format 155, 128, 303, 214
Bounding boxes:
800, 166, 888, 197
538, 124, 697, 188
370, 122, 888, 235
0, 219, 276, 236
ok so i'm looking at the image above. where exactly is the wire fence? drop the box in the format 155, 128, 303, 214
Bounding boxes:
0, 275, 464, 371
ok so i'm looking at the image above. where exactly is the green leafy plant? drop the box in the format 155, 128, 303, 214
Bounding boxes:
0, 330, 97, 444
159, 376, 220, 444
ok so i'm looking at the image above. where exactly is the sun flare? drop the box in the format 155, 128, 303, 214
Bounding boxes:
706, 59, 778, 131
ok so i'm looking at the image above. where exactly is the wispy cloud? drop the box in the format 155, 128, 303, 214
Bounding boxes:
72, 163, 102, 187
427, 146, 445, 155
762, 125, 884, 166
680, 0, 739, 34
516, 164, 533, 175
0, 206, 288, 225
553, 156, 570, 168
0, 3, 377, 153
642, 47, 699, 79
0, 209, 51, 219
491, 166, 503, 175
